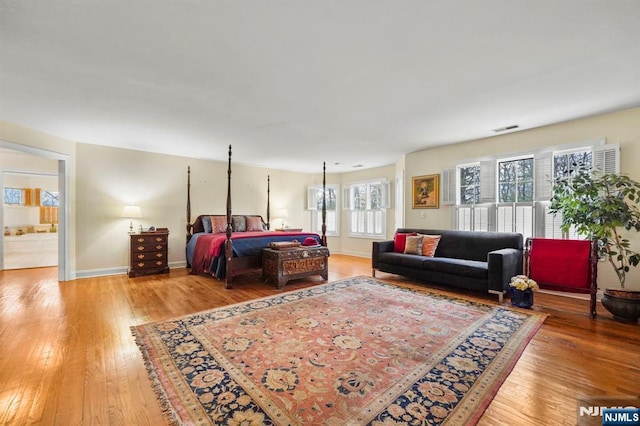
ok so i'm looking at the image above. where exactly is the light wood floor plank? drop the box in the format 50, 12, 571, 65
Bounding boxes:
1, 255, 638, 425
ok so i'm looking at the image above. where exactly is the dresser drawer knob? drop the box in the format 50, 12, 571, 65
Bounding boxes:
156, 245, 163, 250
137, 238, 145, 243
137, 254, 146, 259
155, 237, 163, 242
156, 253, 163, 258
137, 262, 145, 267
137, 246, 145, 251
156, 261, 163, 266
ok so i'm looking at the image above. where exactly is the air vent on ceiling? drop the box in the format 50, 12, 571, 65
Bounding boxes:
493, 124, 519, 133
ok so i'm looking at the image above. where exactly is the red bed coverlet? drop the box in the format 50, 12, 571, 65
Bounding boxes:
528, 238, 592, 290
190, 231, 312, 275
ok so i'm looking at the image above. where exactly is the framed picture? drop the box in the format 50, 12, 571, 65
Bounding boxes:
412, 174, 439, 208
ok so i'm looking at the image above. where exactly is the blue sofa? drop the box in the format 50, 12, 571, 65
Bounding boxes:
372, 228, 523, 301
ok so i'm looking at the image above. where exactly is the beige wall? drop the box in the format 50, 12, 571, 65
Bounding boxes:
404, 107, 640, 290
75, 144, 320, 274
3, 106, 640, 288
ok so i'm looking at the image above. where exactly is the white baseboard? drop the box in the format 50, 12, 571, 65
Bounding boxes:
334, 250, 370, 259
74, 261, 187, 279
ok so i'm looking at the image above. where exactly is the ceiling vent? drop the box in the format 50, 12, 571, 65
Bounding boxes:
493, 124, 519, 133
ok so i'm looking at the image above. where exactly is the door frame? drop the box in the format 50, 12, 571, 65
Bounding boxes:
0, 140, 70, 281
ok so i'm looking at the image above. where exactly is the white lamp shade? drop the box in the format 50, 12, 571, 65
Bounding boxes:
122, 205, 142, 218
274, 208, 289, 219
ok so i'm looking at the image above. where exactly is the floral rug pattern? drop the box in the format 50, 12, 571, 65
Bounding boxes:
132, 276, 546, 425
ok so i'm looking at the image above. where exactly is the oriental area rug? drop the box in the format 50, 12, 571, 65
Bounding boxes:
131, 276, 547, 425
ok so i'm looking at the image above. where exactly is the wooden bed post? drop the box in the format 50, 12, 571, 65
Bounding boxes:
266, 175, 271, 230
225, 145, 233, 289
321, 161, 327, 247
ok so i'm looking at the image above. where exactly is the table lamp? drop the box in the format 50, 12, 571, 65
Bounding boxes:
121, 205, 142, 234
274, 208, 289, 229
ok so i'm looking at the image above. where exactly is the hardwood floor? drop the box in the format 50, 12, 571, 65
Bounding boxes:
0, 255, 638, 425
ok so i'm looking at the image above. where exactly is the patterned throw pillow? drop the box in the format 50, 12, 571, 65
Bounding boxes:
246, 216, 264, 232
394, 232, 417, 253
232, 216, 247, 232
201, 216, 212, 233
404, 235, 424, 255
210, 215, 227, 233
419, 234, 441, 257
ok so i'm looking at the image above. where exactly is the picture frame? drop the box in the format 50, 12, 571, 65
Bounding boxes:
412, 174, 439, 209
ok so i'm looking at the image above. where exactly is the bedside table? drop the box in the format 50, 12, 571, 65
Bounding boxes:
128, 230, 170, 278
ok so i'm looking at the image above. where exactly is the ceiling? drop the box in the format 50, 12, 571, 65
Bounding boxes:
1, 1, 639, 173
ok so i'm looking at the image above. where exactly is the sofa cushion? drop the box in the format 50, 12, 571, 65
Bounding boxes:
404, 235, 424, 255
421, 257, 488, 279
379, 252, 427, 269
394, 232, 417, 253
419, 234, 441, 257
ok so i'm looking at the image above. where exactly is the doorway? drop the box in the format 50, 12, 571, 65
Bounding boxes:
0, 141, 70, 281
2, 170, 59, 269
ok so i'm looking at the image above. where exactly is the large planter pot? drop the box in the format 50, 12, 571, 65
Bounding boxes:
601, 289, 640, 324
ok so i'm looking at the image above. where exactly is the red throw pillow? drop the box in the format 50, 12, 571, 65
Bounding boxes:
394, 232, 417, 253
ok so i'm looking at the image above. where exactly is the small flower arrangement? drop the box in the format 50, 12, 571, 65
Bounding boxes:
509, 275, 539, 291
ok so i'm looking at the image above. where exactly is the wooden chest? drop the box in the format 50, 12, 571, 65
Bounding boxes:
262, 246, 329, 289
128, 231, 170, 278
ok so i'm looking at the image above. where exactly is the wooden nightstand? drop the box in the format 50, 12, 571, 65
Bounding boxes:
128, 231, 170, 278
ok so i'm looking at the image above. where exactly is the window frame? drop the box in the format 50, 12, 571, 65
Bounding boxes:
3, 187, 23, 205
344, 179, 390, 239
308, 184, 340, 237
450, 139, 617, 241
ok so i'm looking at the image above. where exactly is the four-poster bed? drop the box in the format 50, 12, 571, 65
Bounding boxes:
186, 145, 328, 288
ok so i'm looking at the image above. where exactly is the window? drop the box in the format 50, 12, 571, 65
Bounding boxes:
40, 190, 60, 224
41, 190, 59, 207
496, 157, 534, 240
538, 148, 593, 238
455, 164, 492, 232
345, 180, 390, 238
553, 149, 592, 185
498, 157, 534, 203
3, 188, 23, 205
308, 184, 339, 236
459, 164, 480, 205
451, 141, 619, 241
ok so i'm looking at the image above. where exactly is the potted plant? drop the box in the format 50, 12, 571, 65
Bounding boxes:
549, 168, 640, 323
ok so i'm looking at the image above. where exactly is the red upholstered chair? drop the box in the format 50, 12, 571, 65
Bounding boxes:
524, 238, 598, 318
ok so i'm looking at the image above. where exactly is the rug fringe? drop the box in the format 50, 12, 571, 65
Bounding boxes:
131, 326, 183, 426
